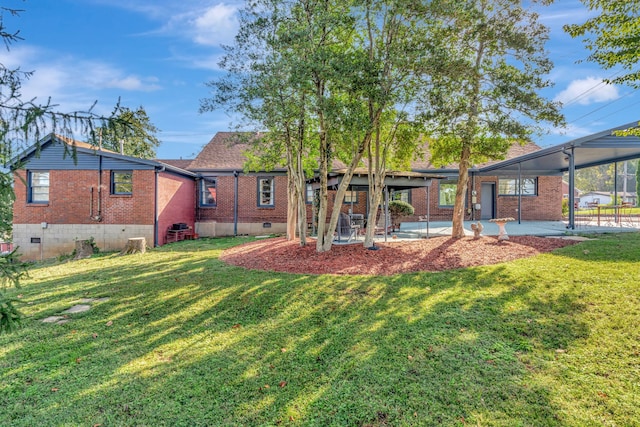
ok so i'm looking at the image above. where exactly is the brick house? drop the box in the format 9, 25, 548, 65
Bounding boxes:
189, 132, 561, 235
11, 132, 562, 260
12, 135, 196, 260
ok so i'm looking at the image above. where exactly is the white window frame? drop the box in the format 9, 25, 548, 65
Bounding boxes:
28, 171, 50, 203
257, 177, 275, 207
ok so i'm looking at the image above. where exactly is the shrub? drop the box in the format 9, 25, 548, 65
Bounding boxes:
388, 200, 415, 230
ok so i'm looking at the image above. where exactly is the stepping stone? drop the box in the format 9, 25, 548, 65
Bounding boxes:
63, 304, 91, 314
80, 297, 110, 303
42, 316, 65, 323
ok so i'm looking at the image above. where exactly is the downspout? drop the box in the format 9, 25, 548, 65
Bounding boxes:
562, 147, 575, 229
97, 155, 103, 220
233, 170, 239, 236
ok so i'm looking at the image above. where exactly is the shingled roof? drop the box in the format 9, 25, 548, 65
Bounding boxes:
157, 159, 193, 169
188, 132, 258, 171
410, 141, 542, 171
187, 131, 543, 173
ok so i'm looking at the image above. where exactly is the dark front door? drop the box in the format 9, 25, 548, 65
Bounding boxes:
480, 183, 495, 220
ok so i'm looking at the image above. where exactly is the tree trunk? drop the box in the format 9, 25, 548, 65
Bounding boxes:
315, 146, 330, 251
452, 145, 471, 238
297, 190, 307, 246
286, 172, 297, 241
74, 239, 95, 259
120, 237, 146, 255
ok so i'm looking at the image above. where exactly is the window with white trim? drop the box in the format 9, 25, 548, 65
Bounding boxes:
258, 177, 275, 207
28, 171, 49, 203
306, 184, 314, 204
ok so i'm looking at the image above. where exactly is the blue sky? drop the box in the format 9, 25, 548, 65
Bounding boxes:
3, 0, 639, 159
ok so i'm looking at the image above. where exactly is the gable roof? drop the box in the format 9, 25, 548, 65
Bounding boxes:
11, 134, 196, 177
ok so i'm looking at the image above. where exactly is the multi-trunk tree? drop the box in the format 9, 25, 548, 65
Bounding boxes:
203, 0, 564, 245
203, 0, 435, 251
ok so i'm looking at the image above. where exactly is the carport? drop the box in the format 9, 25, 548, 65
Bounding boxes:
474, 121, 640, 229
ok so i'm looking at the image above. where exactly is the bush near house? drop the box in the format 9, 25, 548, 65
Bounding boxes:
388, 200, 415, 230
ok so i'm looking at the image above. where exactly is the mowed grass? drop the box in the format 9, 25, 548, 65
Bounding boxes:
1, 234, 639, 426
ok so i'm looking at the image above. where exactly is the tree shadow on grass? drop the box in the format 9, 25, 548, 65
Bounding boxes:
0, 238, 601, 426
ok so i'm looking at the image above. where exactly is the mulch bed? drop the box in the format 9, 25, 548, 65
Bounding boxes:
219, 235, 579, 276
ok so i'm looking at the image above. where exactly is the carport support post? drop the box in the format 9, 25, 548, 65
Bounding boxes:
567, 147, 576, 229
517, 163, 522, 224
614, 162, 619, 223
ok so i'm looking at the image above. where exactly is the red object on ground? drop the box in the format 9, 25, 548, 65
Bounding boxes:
220, 236, 578, 276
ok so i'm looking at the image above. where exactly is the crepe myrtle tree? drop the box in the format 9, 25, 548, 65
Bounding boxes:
0, 6, 123, 333
203, 0, 436, 252
419, 0, 564, 238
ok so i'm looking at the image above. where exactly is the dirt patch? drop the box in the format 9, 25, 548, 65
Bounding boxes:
220, 235, 579, 276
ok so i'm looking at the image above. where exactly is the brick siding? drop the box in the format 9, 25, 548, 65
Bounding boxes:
13, 169, 155, 225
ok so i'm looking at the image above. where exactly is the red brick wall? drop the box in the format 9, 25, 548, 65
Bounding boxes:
197, 175, 291, 224
400, 176, 563, 221
13, 169, 156, 225
157, 172, 196, 244
494, 176, 562, 220
191, 172, 563, 229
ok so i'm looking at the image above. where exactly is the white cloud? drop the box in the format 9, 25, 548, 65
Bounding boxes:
553, 77, 620, 106
192, 3, 238, 46
0, 46, 162, 118
548, 123, 593, 138
160, 3, 239, 48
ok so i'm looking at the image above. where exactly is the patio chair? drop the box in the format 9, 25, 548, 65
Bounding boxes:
336, 212, 362, 242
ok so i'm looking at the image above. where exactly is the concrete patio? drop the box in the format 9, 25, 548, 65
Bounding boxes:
330, 217, 639, 245
396, 219, 640, 239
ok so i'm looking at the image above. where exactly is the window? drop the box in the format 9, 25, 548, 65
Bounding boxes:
438, 180, 457, 207
498, 177, 537, 196
200, 178, 217, 206
111, 170, 133, 195
28, 171, 49, 203
306, 184, 314, 204
258, 177, 275, 207
391, 189, 411, 204
343, 190, 358, 204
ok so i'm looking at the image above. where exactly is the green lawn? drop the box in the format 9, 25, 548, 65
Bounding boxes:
1, 234, 639, 426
